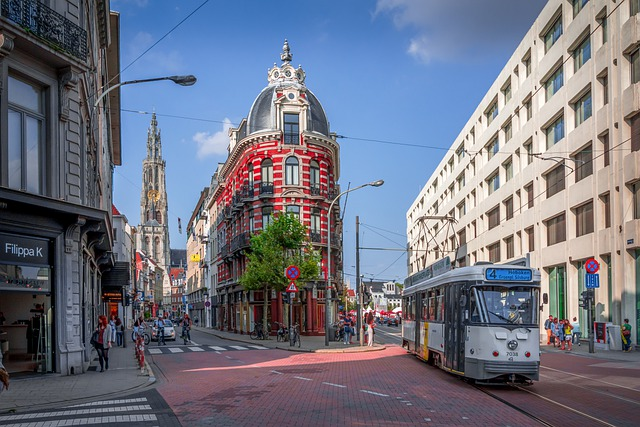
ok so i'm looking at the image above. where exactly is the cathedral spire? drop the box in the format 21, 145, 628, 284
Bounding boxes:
147, 112, 162, 159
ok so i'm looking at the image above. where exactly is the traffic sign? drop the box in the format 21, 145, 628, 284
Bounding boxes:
285, 265, 300, 280
205, 301, 211, 308
286, 281, 299, 292
585, 258, 599, 274
585, 273, 600, 288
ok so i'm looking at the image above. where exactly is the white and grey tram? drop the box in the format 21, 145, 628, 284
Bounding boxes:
402, 262, 541, 384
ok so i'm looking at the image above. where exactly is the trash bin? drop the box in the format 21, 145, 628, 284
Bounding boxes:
329, 326, 337, 341
607, 324, 622, 350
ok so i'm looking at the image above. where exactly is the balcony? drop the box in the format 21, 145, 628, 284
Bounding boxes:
230, 232, 250, 252
1, 0, 87, 61
241, 183, 254, 200
223, 206, 232, 221
310, 184, 321, 196
219, 244, 229, 258
232, 191, 242, 210
310, 231, 321, 243
260, 182, 274, 196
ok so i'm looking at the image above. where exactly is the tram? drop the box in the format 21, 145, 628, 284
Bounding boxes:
402, 259, 541, 384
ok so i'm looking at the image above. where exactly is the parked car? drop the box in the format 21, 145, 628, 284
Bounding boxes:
151, 319, 176, 341
386, 316, 399, 327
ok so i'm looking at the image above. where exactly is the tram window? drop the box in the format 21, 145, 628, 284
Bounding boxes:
475, 285, 540, 325
470, 290, 480, 322
428, 290, 436, 320
436, 288, 445, 322
421, 292, 428, 320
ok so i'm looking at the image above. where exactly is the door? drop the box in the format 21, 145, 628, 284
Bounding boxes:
444, 283, 465, 373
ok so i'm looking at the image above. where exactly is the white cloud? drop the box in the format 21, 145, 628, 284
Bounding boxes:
193, 119, 232, 159
375, 0, 547, 63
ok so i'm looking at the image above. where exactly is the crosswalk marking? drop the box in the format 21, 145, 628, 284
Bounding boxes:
67, 397, 148, 408
247, 345, 269, 350
209, 346, 227, 351
189, 346, 205, 351
146, 344, 271, 354
148, 348, 162, 354
230, 345, 249, 350
1, 414, 158, 426
0, 405, 152, 422
168, 347, 184, 353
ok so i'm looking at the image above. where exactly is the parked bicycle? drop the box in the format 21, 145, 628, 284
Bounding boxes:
275, 322, 288, 342
250, 321, 269, 340
332, 321, 345, 342
289, 323, 300, 348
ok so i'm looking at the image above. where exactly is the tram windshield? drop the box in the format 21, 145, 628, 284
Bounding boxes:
472, 285, 539, 326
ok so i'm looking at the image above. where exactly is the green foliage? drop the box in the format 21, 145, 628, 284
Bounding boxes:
239, 212, 320, 292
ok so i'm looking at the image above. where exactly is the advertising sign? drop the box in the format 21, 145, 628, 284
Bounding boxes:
0, 233, 49, 266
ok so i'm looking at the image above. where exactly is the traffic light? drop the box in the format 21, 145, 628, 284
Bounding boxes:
362, 286, 372, 307
579, 290, 593, 308
281, 292, 290, 304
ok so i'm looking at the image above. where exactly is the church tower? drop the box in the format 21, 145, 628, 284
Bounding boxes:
138, 113, 171, 302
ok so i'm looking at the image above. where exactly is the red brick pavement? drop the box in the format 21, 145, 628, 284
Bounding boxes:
154, 346, 539, 426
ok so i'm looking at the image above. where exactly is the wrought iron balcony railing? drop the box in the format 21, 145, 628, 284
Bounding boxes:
1, 0, 88, 61
260, 182, 274, 196
310, 184, 321, 196
310, 231, 322, 243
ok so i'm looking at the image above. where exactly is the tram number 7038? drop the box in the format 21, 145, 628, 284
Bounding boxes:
506, 351, 518, 357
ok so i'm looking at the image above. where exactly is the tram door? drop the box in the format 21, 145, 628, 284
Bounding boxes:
443, 283, 465, 373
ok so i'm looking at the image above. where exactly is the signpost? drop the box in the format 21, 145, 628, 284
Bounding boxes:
284, 266, 299, 345
582, 258, 599, 354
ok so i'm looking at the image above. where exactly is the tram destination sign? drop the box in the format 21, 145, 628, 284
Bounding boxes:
485, 268, 532, 282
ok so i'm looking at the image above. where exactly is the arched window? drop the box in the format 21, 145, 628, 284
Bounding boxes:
155, 237, 161, 260
285, 156, 299, 185
156, 211, 162, 224
310, 160, 320, 195
261, 159, 273, 195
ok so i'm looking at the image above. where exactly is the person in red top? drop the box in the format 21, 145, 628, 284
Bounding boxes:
93, 315, 113, 372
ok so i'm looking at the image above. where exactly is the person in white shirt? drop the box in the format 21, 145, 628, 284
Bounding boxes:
571, 317, 581, 346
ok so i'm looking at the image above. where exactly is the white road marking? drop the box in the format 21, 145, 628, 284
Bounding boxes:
271, 370, 283, 374
360, 390, 389, 397
247, 345, 268, 350
189, 346, 205, 351
294, 376, 312, 381
322, 382, 347, 388
66, 398, 148, 407
148, 348, 162, 354
168, 347, 184, 353
3, 414, 158, 426
0, 405, 152, 421
230, 345, 249, 350
209, 346, 227, 351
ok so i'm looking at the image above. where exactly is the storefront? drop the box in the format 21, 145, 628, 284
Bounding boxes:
0, 233, 54, 375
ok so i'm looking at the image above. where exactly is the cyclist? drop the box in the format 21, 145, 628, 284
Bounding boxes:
182, 314, 192, 343
133, 316, 147, 342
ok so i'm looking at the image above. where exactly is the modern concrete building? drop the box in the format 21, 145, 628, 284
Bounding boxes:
407, 0, 640, 344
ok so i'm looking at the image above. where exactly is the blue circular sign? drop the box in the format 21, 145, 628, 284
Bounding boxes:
286, 265, 300, 280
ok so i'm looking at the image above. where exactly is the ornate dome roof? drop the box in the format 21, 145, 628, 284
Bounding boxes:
247, 40, 330, 137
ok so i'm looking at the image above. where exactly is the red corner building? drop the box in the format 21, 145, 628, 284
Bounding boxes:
212, 41, 340, 336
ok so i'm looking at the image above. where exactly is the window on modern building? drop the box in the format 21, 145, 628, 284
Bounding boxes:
503, 158, 513, 182
285, 156, 299, 185
575, 201, 594, 237
456, 172, 465, 191
448, 184, 455, 200
310, 160, 320, 195
470, 189, 476, 208
262, 207, 273, 229
526, 183, 534, 208
546, 165, 566, 198
504, 196, 514, 220
456, 143, 465, 162
600, 193, 611, 228
458, 228, 467, 246
633, 116, 640, 152
472, 220, 477, 238
573, 143, 593, 182
525, 97, 532, 122
545, 66, 564, 101
447, 157, 454, 173
544, 15, 563, 53
523, 53, 532, 77
488, 241, 501, 263
633, 182, 640, 219
632, 0, 640, 16
573, 36, 591, 71
487, 205, 500, 230
502, 82, 512, 103
503, 121, 512, 142
545, 115, 565, 149
526, 226, 535, 252
7, 74, 46, 195
283, 113, 299, 144
600, 73, 609, 105
573, 0, 589, 18
546, 213, 566, 246
286, 205, 300, 221
487, 136, 499, 160
457, 201, 466, 218
599, 11, 608, 44
632, 48, 640, 84
487, 171, 500, 195
574, 91, 592, 127
523, 140, 533, 166
261, 158, 274, 194
505, 235, 515, 259
599, 132, 610, 166
486, 101, 498, 125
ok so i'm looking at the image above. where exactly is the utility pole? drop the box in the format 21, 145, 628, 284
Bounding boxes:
356, 216, 363, 346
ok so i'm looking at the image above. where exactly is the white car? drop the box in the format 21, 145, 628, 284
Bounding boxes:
151, 319, 176, 341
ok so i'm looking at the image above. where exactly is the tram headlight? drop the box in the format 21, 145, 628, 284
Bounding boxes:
507, 340, 518, 350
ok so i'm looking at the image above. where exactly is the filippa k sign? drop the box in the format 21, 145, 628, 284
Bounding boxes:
0, 233, 49, 265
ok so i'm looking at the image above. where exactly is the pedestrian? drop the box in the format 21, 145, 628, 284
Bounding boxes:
621, 318, 633, 352
343, 313, 353, 345
0, 347, 9, 393
366, 312, 375, 347
194, 316, 199, 327
156, 316, 166, 345
550, 318, 560, 347
563, 319, 573, 351
544, 315, 553, 345
558, 319, 566, 350
115, 317, 123, 346
93, 314, 113, 372
182, 314, 192, 343
571, 317, 581, 346
133, 316, 147, 341
109, 315, 116, 344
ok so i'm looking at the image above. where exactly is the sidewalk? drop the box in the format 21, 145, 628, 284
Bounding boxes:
541, 338, 640, 362
0, 327, 383, 413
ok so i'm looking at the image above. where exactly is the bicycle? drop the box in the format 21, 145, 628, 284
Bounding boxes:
289, 323, 300, 348
332, 321, 345, 342
275, 322, 288, 342
250, 322, 269, 340
131, 326, 150, 346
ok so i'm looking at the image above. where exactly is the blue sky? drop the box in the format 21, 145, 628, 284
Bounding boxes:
111, 0, 547, 286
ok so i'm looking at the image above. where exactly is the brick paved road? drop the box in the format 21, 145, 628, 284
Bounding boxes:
151, 346, 539, 426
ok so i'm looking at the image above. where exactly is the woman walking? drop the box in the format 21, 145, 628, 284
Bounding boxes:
182, 314, 192, 343
94, 315, 113, 372
366, 312, 375, 347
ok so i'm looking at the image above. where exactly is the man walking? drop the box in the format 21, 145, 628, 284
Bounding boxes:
156, 316, 166, 345
544, 315, 553, 345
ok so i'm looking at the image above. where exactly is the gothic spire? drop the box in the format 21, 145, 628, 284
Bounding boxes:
146, 112, 163, 159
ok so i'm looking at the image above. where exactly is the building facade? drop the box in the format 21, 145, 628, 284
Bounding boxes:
208, 41, 341, 336
0, 0, 121, 375
185, 188, 209, 326
407, 0, 640, 345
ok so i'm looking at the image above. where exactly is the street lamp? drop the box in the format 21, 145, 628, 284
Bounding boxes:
325, 179, 384, 346
93, 75, 197, 108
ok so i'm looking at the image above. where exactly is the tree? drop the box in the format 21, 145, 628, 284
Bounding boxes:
239, 212, 320, 329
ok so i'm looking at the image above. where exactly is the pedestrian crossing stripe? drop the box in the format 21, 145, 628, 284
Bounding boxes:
0, 414, 158, 426
230, 345, 249, 350
146, 344, 269, 354
0, 405, 152, 421
247, 345, 269, 350
209, 346, 227, 351
189, 346, 205, 351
